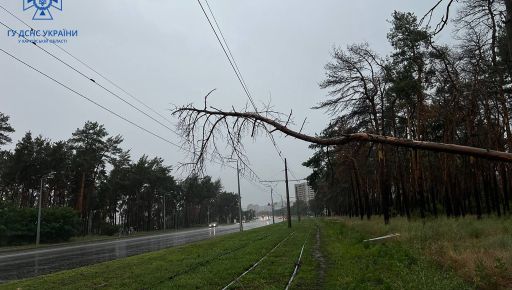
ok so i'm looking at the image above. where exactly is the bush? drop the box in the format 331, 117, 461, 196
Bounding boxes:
100, 222, 120, 236
0, 205, 80, 245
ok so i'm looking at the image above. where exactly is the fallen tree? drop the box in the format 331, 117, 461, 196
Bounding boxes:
173, 103, 512, 166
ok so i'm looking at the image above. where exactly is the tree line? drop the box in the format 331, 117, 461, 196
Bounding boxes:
0, 115, 243, 238
305, 2, 512, 223
172, 1, 512, 225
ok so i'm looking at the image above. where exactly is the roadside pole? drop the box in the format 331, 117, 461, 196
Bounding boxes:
237, 160, 243, 232
295, 191, 301, 222
270, 187, 275, 224
36, 178, 43, 247
281, 195, 284, 220
175, 205, 178, 231
285, 158, 292, 228
36, 172, 54, 247
163, 192, 166, 231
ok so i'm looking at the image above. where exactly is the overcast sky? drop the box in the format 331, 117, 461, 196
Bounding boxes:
1, 1, 449, 208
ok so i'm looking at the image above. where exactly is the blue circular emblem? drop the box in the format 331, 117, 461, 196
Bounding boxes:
34, 0, 52, 10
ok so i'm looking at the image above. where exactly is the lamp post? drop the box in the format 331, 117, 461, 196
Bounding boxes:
274, 193, 284, 221
270, 187, 275, 224
236, 160, 243, 232
163, 192, 166, 231
227, 159, 243, 232
36, 172, 54, 247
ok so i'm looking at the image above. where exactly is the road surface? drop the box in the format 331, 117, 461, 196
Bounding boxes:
0, 220, 272, 283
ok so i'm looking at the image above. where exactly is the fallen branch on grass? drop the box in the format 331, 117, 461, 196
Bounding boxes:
363, 233, 400, 242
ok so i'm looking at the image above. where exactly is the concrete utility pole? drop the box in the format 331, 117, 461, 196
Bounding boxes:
175, 204, 179, 231
236, 160, 243, 232
285, 158, 292, 228
36, 178, 44, 247
270, 187, 275, 224
163, 192, 166, 231
207, 202, 210, 225
281, 195, 284, 220
295, 190, 301, 222
36, 172, 54, 247
261, 171, 306, 226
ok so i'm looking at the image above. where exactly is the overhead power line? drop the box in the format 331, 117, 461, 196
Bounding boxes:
0, 48, 183, 151
261, 179, 307, 183
0, 4, 269, 190
196, 0, 257, 110
0, 47, 264, 189
0, 19, 181, 140
197, 0, 288, 165
0, 13, 267, 184
0, 4, 174, 127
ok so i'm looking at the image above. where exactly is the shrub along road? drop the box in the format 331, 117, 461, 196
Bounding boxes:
1, 218, 477, 289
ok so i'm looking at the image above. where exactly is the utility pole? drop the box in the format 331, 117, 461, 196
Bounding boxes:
175, 204, 178, 231
236, 160, 243, 232
36, 173, 54, 247
261, 173, 306, 226
207, 204, 210, 225
295, 191, 301, 222
285, 158, 292, 228
270, 187, 275, 224
163, 192, 166, 231
36, 178, 44, 247
280, 195, 284, 220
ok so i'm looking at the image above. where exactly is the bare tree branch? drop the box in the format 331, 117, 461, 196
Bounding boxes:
421, 0, 457, 35
173, 105, 512, 165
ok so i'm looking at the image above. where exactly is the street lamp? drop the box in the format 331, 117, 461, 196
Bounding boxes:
265, 185, 275, 224
227, 159, 243, 232
273, 192, 285, 221
36, 172, 55, 247
163, 192, 166, 231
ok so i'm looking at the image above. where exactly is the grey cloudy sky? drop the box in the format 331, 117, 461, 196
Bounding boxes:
1, 1, 446, 207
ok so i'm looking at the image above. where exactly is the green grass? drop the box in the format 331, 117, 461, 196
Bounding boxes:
2, 223, 298, 290
315, 219, 470, 290
227, 221, 316, 290
342, 216, 512, 289
2, 218, 482, 289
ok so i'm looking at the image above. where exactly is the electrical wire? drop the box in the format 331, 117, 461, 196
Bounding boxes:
0, 4, 174, 127
0, 20, 181, 139
0, 4, 270, 191
197, 0, 288, 166
0, 47, 264, 189
0, 13, 267, 188
0, 48, 183, 151
196, 0, 257, 111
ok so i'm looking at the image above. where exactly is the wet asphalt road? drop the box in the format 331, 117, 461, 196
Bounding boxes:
0, 220, 272, 283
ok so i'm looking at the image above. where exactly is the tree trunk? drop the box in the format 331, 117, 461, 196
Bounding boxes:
504, 0, 512, 61
378, 145, 390, 224
77, 172, 86, 218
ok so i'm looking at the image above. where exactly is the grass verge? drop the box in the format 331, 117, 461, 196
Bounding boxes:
226, 220, 316, 290
2, 218, 486, 289
313, 219, 470, 290
342, 216, 512, 289
1, 223, 295, 290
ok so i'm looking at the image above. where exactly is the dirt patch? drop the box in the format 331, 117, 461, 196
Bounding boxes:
312, 225, 326, 289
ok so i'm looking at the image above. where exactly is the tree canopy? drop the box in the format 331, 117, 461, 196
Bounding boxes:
0, 116, 242, 238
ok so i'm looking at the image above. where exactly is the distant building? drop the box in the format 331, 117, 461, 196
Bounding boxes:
294, 182, 315, 204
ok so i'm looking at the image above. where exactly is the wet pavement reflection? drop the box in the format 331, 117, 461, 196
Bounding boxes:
0, 220, 269, 282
